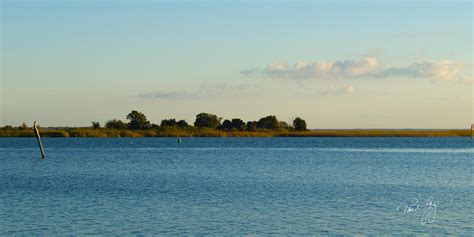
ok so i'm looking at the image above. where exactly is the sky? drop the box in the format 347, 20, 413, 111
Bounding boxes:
1, 0, 472, 128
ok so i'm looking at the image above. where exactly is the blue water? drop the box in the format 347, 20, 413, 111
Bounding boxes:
1, 137, 473, 235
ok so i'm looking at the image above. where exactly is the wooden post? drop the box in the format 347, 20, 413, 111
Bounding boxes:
471, 124, 474, 139
33, 121, 45, 159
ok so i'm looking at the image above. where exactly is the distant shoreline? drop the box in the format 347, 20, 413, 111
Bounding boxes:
4, 111, 470, 138
0, 128, 470, 138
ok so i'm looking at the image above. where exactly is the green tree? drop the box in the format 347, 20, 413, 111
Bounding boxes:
126, 110, 151, 130
231, 118, 246, 131
257, 115, 281, 130
161, 119, 177, 127
246, 121, 257, 132
280, 121, 290, 130
194, 113, 221, 129
105, 119, 127, 129
219, 118, 246, 131
18, 122, 28, 130
177, 120, 189, 128
293, 117, 308, 131
219, 119, 233, 130
91, 121, 101, 129
2, 125, 14, 130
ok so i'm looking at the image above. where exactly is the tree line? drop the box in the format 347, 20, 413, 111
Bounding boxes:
99, 110, 308, 131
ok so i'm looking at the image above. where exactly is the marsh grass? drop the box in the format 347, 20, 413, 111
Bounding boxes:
0, 127, 470, 138
277, 129, 470, 137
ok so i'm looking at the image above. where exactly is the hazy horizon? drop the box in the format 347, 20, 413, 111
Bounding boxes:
1, 0, 472, 129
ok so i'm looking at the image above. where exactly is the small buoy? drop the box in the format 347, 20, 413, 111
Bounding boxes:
177, 138, 182, 143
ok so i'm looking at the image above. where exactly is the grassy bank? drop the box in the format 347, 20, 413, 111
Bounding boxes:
0, 127, 470, 138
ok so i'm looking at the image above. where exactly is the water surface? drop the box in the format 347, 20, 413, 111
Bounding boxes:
1, 137, 473, 235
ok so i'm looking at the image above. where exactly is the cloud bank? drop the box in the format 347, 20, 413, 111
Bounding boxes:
136, 91, 188, 99
136, 83, 257, 99
241, 57, 462, 81
321, 85, 355, 95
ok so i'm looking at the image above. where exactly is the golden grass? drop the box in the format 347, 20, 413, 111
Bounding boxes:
0, 127, 471, 138
0, 128, 470, 138
277, 129, 470, 137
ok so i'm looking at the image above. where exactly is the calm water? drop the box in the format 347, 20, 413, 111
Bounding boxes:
1, 137, 473, 235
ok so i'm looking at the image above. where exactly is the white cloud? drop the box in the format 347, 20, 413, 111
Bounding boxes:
378, 60, 461, 80
333, 57, 379, 76
242, 57, 462, 81
136, 83, 257, 99
322, 85, 355, 95
243, 57, 379, 79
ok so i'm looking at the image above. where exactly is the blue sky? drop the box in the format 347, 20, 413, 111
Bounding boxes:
1, 0, 472, 128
